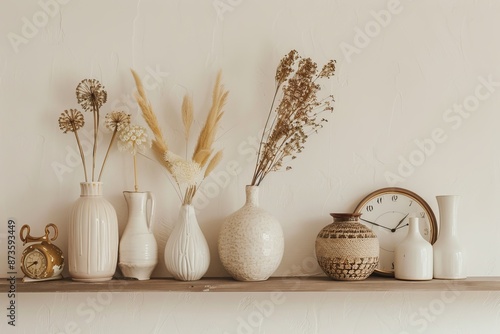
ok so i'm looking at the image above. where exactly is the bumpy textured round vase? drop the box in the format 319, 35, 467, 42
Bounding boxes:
68, 182, 119, 282
394, 217, 433, 280
433, 195, 466, 279
164, 204, 210, 281
218, 185, 284, 281
315, 213, 379, 281
119, 191, 157, 280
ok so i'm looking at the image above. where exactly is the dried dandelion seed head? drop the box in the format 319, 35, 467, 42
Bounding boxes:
105, 111, 131, 132
118, 124, 150, 155
76, 79, 107, 112
164, 152, 203, 186
58, 109, 85, 133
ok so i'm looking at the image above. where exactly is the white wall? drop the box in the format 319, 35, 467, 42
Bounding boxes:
2, 0, 500, 333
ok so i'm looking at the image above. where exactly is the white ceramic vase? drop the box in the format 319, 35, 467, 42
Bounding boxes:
164, 204, 210, 281
119, 191, 157, 280
218, 185, 284, 281
68, 182, 118, 282
394, 217, 433, 280
433, 195, 466, 279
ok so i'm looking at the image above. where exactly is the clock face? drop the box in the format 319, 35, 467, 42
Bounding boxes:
22, 249, 48, 278
353, 187, 437, 276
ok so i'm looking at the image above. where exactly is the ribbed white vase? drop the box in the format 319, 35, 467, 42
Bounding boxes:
68, 182, 118, 282
433, 195, 466, 279
164, 204, 210, 281
218, 185, 284, 281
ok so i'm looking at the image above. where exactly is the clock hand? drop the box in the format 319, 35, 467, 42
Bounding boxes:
26, 261, 38, 269
360, 218, 392, 231
395, 223, 409, 230
391, 213, 409, 232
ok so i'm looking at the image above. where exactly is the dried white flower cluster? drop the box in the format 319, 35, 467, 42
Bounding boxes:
118, 124, 150, 155
164, 152, 203, 187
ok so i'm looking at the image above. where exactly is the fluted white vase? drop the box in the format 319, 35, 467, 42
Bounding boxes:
164, 204, 210, 281
218, 185, 284, 281
68, 182, 118, 282
119, 191, 157, 280
394, 217, 433, 280
433, 195, 466, 279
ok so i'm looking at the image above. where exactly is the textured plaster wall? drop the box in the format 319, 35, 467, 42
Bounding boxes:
1, 0, 500, 333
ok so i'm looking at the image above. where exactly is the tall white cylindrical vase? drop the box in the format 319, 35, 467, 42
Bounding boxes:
68, 182, 119, 282
433, 195, 466, 279
394, 217, 433, 280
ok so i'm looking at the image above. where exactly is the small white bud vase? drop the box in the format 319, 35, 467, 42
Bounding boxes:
164, 204, 210, 281
118, 191, 157, 280
394, 217, 433, 280
218, 185, 284, 281
68, 182, 119, 282
433, 195, 466, 279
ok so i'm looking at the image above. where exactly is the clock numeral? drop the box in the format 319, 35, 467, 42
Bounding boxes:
408, 200, 413, 207
392, 195, 398, 202
366, 205, 374, 212
419, 212, 426, 218
391, 262, 395, 270
423, 227, 429, 236
376, 197, 383, 204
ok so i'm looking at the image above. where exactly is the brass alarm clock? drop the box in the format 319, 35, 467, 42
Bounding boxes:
20, 223, 65, 280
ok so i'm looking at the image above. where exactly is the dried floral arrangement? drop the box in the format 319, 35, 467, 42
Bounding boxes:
58, 79, 131, 182
130, 69, 228, 205
251, 50, 336, 186
117, 123, 150, 191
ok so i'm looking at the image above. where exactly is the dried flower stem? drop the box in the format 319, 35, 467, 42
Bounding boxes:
252, 86, 280, 186
97, 129, 117, 182
73, 127, 88, 182
91, 102, 98, 181
133, 149, 138, 192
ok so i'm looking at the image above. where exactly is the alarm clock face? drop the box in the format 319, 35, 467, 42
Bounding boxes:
22, 249, 48, 278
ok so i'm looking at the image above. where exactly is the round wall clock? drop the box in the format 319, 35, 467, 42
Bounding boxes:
353, 187, 437, 276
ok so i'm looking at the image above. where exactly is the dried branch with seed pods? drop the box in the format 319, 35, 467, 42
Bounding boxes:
251, 50, 336, 186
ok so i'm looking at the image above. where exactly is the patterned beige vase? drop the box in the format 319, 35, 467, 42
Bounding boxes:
218, 185, 284, 281
315, 213, 379, 280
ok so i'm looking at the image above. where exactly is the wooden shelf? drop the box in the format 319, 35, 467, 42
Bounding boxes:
3, 276, 500, 293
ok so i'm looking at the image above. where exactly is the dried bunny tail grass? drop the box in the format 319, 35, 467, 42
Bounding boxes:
192, 149, 212, 167
182, 95, 193, 141
192, 70, 228, 167
204, 150, 223, 178
131, 68, 171, 171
